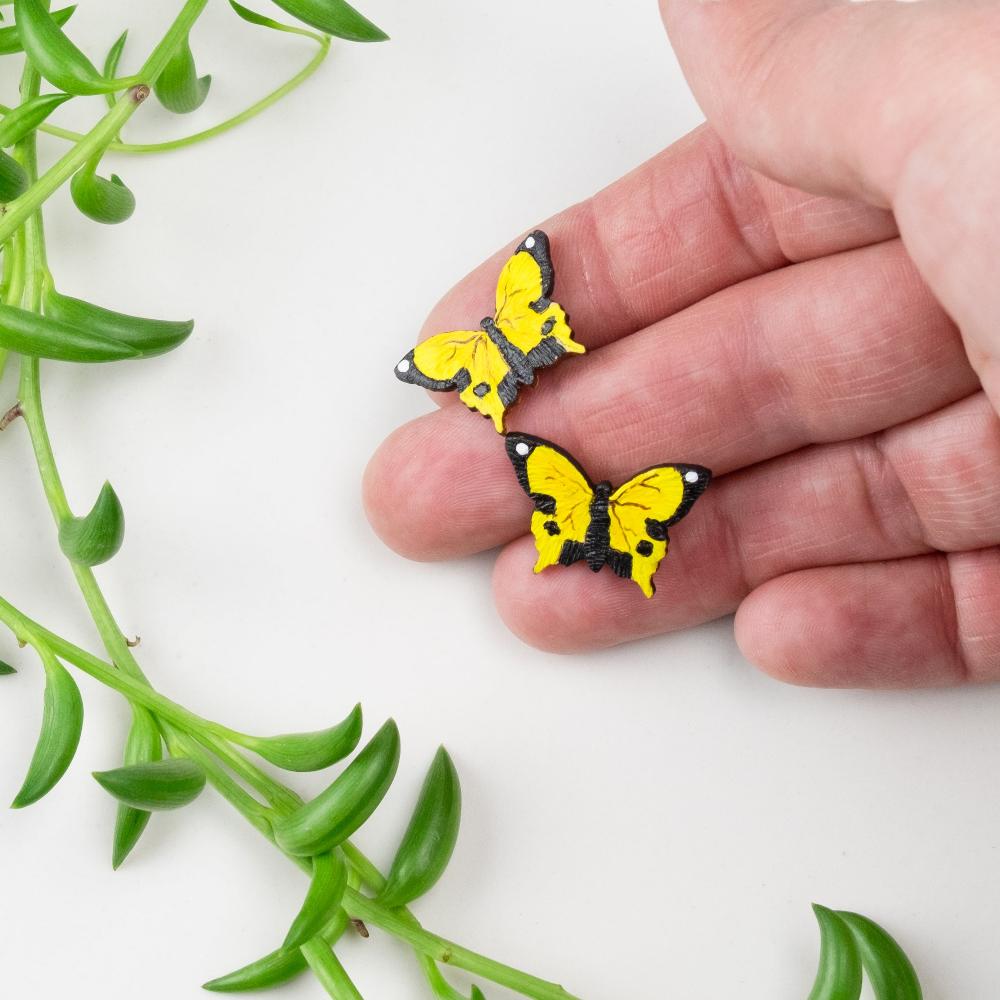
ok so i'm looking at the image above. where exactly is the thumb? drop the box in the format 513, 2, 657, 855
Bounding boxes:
661, 0, 1000, 411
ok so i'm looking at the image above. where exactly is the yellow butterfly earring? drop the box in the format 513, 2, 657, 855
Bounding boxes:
505, 434, 711, 598
394, 231, 584, 433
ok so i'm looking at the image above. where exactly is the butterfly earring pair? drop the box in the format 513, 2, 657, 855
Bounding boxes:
394, 230, 712, 598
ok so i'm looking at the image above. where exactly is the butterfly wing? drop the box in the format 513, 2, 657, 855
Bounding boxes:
493, 231, 585, 368
505, 434, 595, 573
395, 330, 513, 432
608, 465, 712, 597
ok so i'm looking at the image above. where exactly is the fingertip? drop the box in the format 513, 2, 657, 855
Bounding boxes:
734, 576, 834, 686
493, 541, 598, 654
362, 422, 440, 561
658, 0, 745, 134
363, 410, 524, 561
735, 560, 967, 689
492, 539, 665, 653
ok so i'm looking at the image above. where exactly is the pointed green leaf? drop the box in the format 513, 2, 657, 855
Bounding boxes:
102, 29, 128, 111
70, 161, 135, 224
229, 0, 315, 36
204, 947, 309, 993
0, 659, 17, 676
203, 910, 349, 992
112, 704, 162, 869
270, 0, 388, 42
229, 0, 284, 30
0, 4, 74, 56
274, 719, 401, 857
12, 648, 83, 808
284, 851, 348, 950
43, 286, 193, 359
59, 481, 125, 567
471, 989, 487, 1000
836, 911, 922, 1000
379, 746, 461, 908
0, 92, 72, 148
93, 757, 206, 811
154, 33, 210, 114
13, 0, 132, 95
0, 150, 28, 203
0, 302, 139, 361
233, 704, 363, 772
808, 905, 863, 1000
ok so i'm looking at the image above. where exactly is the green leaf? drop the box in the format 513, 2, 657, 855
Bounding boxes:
269, 0, 388, 42
203, 910, 350, 992
274, 719, 400, 857
93, 757, 206, 811
153, 32, 210, 114
836, 911, 923, 1000
43, 286, 193, 359
0, 149, 28, 203
0, 302, 139, 361
808, 905, 863, 1000
228, 0, 313, 35
379, 746, 461, 908
12, 648, 84, 808
112, 704, 163, 869
204, 947, 309, 993
0, 659, 17, 676
13, 0, 129, 95
233, 703, 363, 772
0, 4, 74, 56
284, 851, 348, 950
70, 160, 135, 224
102, 29, 128, 111
59, 481, 125, 567
0, 92, 72, 147
471, 989, 487, 1000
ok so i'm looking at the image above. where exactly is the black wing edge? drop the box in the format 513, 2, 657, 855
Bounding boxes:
394, 348, 471, 394
504, 433, 594, 503
644, 463, 713, 531
514, 230, 555, 300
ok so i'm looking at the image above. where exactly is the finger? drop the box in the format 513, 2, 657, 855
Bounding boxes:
734, 548, 1000, 688
661, 0, 1000, 414
491, 393, 1000, 653
366, 239, 978, 559
659, 0, 998, 204
417, 124, 896, 356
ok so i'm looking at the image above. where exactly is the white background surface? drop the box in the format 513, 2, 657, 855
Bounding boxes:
0, 2, 997, 998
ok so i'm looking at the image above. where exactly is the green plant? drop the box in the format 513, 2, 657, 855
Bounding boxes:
807, 906, 922, 1000
0, 3, 577, 997
0, 3, 926, 999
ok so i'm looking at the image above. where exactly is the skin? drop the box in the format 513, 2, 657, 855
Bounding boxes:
364, 0, 1000, 688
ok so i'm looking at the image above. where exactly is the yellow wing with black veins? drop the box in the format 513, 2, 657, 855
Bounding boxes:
505, 434, 594, 573
608, 464, 712, 598
394, 329, 511, 433
394, 231, 583, 434
493, 231, 585, 366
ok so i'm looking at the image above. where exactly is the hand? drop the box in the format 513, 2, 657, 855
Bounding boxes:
364, 0, 1000, 688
